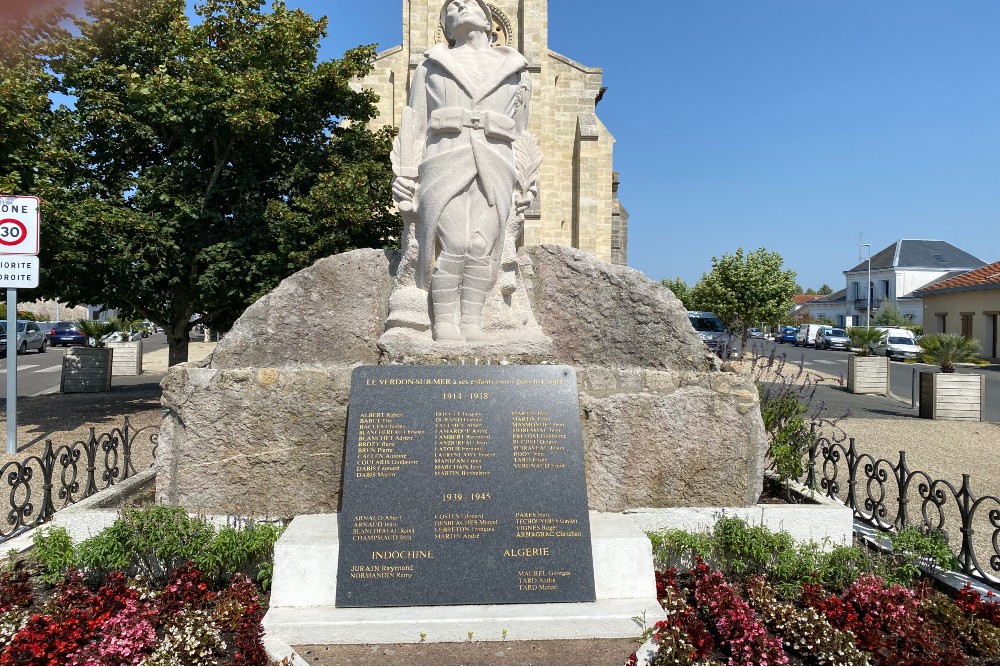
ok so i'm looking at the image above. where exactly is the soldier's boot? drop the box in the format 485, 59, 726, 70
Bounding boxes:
460, 254, 492, 342
431, 252, 464, 342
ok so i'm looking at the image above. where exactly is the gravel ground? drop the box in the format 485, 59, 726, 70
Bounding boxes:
737, 354, 1000, 577
0, 343, 216, 472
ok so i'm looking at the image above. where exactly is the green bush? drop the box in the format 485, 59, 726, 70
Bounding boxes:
757, 387, 812, 485
31, 527, 77, 585
76, 505, 284, 586
648, 517, 925, 597
887, 526, 960, 572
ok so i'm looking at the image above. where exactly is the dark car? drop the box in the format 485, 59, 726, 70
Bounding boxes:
50, 321, 87, 346
776, 326, 798, 343
815, 327, 850, 350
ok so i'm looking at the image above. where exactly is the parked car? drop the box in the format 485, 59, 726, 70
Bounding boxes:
35, 321, 56, 343
794, 323, 824, 347
815, 327, 850, 350
872, 327, 922, 361
747, 327, 765, 339
49, 321, 88, 347
0, 320, 47, 354
776, 326, 798, 343
688, 311, 732, 358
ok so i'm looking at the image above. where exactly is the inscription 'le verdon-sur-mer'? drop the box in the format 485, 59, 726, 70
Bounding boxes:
337, 365, 596, 608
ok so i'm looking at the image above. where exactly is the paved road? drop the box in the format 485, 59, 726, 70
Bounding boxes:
755, 338, 1000, 423
0, 334, 168, 398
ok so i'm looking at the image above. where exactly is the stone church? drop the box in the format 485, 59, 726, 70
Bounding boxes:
354, 0, 628, 265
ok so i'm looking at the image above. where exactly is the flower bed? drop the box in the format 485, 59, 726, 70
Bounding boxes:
0, 506, 283, 665
630, 518, 1000, 666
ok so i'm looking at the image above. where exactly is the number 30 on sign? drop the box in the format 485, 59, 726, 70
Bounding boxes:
0, 196, 39, 255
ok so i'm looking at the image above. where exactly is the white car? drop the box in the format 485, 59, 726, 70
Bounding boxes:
873, 327, 921, 361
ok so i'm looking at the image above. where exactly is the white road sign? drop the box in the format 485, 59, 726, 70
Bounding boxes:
0, 196, 39, 255
0, 255, 39, 288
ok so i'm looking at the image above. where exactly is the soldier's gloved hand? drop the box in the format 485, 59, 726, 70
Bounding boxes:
515, 187, 536, 215
392, 177, 417, 209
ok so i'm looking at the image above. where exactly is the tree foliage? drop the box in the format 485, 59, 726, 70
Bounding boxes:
689, 247, 797, 344
874, 302, 909, 327
0, 5, 69, 196
28, 0, 397, 365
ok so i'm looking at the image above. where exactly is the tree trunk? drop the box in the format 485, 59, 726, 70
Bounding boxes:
166, 324, 191, 367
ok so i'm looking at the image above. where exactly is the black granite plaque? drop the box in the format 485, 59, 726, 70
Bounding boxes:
336, 364, 596, 608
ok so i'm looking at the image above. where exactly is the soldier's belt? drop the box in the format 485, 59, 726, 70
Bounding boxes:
429, 108, 517, 142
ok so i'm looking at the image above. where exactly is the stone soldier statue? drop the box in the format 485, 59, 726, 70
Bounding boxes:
391, 0, 539, 342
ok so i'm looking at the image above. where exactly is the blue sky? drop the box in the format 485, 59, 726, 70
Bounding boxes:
301, 0, 1000, 291
169, 2, 994, 290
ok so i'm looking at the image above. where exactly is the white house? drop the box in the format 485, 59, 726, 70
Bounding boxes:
836, 240, 985, 327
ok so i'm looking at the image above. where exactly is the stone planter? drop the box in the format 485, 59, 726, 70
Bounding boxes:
61, 347, 113, 393
919, 372, 985, 421
847, 354, 889, 395
108, 340, 143, 376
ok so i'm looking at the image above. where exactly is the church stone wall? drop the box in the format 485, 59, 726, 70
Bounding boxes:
355, 0, 626, 265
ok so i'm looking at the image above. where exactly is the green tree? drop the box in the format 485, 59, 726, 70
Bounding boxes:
40, 0, 397, 365
818, 284, 833, 295
0, 5, 69, 196
804, 288, 817, 295
873, 302, 908, 327
660, 276, 694, 310
689, 247, 798, 350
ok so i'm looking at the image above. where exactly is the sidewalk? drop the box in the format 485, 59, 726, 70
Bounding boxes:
0, 343, 216, 469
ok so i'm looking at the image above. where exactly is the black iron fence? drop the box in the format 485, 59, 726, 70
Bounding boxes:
801, 431, 1000, 587
0, 417, 158, 543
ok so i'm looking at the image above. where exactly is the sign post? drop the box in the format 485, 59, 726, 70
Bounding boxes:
0, 196, 40, 455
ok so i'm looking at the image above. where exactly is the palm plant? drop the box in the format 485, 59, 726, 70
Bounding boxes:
918, 333, 981, 373
846, 327, 886, 357
109, 316, 145, 340
76, 319, 117, 348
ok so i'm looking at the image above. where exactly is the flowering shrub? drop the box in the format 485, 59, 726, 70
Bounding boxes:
920, 590, 1000, 662
692, 562, 789, 665
213, 574, 268, 666
68, 597, 158, 666
745, 577, 867, 665
0, 570, 32, 613
802, 573, 967, 664
145, 609, 227, 666
0, 563, 267, 666
153, 564, 217, 617
0, 611, 26, 651
956, 582, 1000, 626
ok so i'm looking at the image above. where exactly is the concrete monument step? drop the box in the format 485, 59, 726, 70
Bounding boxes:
263, 512, 665, 645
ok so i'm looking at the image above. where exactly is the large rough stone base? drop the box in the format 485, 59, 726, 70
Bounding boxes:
263, 512, 664, 644
156, 364, 765, 515
157, 244, 767, 515
377, 327, 555, 365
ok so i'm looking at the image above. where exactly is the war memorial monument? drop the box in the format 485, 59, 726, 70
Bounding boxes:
156, 0, 769, 646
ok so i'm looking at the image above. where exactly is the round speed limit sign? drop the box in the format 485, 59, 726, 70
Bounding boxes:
0, 219, 28, 246
0, 196, 39, 255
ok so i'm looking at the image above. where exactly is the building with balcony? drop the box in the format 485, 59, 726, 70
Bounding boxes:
840, 240, 985, 327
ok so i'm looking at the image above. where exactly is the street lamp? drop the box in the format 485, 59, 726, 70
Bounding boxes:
859, 243, 871, 330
